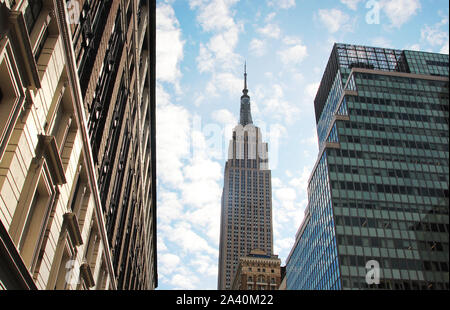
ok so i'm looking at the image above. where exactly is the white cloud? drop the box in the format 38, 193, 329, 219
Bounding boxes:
160, 253, 181, 272
278, 45, 308, 64
208, 27, 241, 69
275, 187, 297, 204
272, 177, 283, 188
254, 84, 300, 125
191, 0, 242, 73
256, 23, 281, 39
420, 15, 449, 53
211, 109, 238, 126
274, 237, 295, 262
380, 0, 421, 28
405, 43, 421, 51
158, 235, 168, 252
197, 43, 215, 73
271, 171, 310, 260
211, 108, 238, 145
340, 0, 362, 10
268, 0, 296, 10
161, 222, 219, 256
189, 254, 218, 277
317, 8, 351, 33
182, 168, 222, 208
206, 72, 243, 96
169, 272, 200, 290
191, 0, 239, 32
265, 12, 277, 23
158, 190, 185, 224
371, 36, 393, 49
156, 84, 191, 187
289, 165, 313, 191
156, 4, 184, 88
186, 204, 221, 243
249, 38, 267, 57
441, 40, 449, 54
305, 82, 320, 100
278, 39, 308, 65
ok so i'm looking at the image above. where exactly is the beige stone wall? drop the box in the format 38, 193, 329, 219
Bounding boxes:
0, 0, 113, 290
231, 254, 282, 290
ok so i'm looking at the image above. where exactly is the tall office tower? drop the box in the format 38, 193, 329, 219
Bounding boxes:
218, 68, 273, 290
0, 0, 116, 289
286, 43, 449, 290
65, 0, 157, 290
0, 0, 156, 290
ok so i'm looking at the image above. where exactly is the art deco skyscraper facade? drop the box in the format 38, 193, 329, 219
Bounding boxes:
218, 69, 273, 290
286, 43, 449, 290
0, 0, 156, 290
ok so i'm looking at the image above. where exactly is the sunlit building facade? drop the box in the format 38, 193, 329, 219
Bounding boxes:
231, 249, 281, 290
0, 0, 156, 290
286, 43, 449, 290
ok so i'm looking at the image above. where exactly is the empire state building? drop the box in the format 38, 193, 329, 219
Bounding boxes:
218, 67, 273, 290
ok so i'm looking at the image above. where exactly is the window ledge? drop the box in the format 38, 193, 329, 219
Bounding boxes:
38, 134, 66, 185
63, 212, 83, 247
80, 261, 95, 288
5, 8, 41, 89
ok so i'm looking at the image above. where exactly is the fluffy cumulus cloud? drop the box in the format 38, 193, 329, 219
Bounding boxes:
371, 36, 394, 49
156, 1, 227, 290
420, 14, 449, 54
157, 107, 225, 288
317, 8, 352, 33
441, 42, 449, 55
191, 0, 242, 73
305, 82, 320, 100
160, 253, 181, 271
271, 167, 312, 263
380, 0, 421, 28
249, 38, 267, 57
340, 0, 362, 10
211, 109, 238, 126
211, 109, 238, 143
161, 222, 219, 256
268, 0, 296, 10
278, 36, 308, 65
156, 84, 191, 187
206, 72, 243, 96
156, 3, 184, 89
257, 23, 281, 39
253, 84, 301, 125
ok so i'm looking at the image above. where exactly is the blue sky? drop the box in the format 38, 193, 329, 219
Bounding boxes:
155, 0, 449, 290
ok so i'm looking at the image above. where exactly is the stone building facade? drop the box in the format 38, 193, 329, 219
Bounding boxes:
231, 249, 282, 290
0, 0, 156, 290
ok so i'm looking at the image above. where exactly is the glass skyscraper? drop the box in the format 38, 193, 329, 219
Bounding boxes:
286, 43, 449, 290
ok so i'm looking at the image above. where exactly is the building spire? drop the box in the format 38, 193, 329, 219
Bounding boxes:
240, 61, 253, 126
244, 61, 247, 92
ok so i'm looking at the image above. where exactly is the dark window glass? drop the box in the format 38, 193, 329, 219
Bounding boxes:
24, 0, 43, 34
